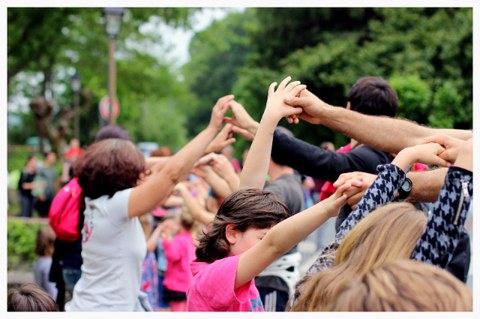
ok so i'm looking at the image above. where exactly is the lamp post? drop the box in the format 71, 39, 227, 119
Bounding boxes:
102, 7, 124, 124
71, 72, 81, 140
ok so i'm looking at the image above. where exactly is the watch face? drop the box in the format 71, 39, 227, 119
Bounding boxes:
401, 178, 412, 192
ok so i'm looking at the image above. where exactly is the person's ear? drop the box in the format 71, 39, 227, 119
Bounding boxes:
225, 224, 238, 245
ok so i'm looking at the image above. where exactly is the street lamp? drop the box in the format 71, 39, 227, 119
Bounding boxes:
102, 7, 124, 124
71, 72, 81, 140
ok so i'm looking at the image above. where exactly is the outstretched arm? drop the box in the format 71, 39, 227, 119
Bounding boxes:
335, 142, 447, 244
175, 182, 215, 225
284, 89, 472, 154
239, 76, 305, 189
412, 138, 473, 267
235, 183, 349, 289
128, 95, 233, 218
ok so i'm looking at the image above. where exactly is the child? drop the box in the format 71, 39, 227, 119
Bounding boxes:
186, 77, 358, 311
139, 214, 159, 311
162, 210, 196, 311
8, 283, 59, 311
32, 226, 57, 300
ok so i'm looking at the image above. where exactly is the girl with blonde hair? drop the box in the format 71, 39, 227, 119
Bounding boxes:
290, 136, 472, 310
291, 202, 427, 311
325, 259, 472, 311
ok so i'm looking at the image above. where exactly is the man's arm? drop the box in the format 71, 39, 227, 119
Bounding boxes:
272, 130, 392, 181
284, 89, 472, 154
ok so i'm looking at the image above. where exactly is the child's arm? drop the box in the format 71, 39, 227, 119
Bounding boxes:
235, 183, 350, 289
146, 224, 163, 252
175, 182, 215, 225
239, 76, 305, 189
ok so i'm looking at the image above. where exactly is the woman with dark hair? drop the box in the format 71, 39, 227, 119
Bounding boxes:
65, 95, 233, 311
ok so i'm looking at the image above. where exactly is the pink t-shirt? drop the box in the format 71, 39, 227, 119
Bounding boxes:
162, 231, 195, 293
187, 255, 264, 311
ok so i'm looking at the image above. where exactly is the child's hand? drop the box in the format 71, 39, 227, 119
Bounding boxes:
394, 143, 448, 172
264, 76, 305, 123
421, 135, 466, 164
321, 182, 357, 218
206, 124, 236, 154
334, 172, 376, 209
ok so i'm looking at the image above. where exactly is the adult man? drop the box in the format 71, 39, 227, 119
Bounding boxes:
283, 88, 472, 282
229, 76, 398, 229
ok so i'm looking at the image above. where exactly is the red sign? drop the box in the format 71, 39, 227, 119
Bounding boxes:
99, 96, 120, 121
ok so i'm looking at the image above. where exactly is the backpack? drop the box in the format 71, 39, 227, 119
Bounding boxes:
49, 177, 82, 241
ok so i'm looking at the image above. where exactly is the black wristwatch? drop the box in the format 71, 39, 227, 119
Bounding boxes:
397, 177, 413, 200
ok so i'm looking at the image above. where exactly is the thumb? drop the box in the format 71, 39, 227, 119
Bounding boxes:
284, 96, 306, 107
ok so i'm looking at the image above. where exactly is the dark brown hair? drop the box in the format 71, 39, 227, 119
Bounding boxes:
196, 188, 290, 263
74, 138, 146, 199
8, 283, 59, 311
347, 76, 398, 117
34, 227, 56, 257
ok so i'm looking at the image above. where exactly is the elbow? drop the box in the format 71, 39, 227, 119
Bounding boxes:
163, 161, 186, 186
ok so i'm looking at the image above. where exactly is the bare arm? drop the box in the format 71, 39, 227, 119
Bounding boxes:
175, 182, 215, 225
240, 77, 305, 188
235, 183, 349, 289
284, 89, 472, 154
146, 224, 162, 252
128, 95, 233, 218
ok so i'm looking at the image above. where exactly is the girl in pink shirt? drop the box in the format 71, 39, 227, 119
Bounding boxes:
162, 211, 196, 311
187, 77, 360, 311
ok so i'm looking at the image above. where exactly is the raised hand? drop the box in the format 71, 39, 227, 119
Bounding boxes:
205, 124, 236, 153
209, 95, 235, 132
224, 100, 259, 140
284, 88, 331, 125
264, 76, 305, 123
394, 142, 448, 172
320, 182, 351, 218
333, 172, 376, 208
421, 135, 466, 164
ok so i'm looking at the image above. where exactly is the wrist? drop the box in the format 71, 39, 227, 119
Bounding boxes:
247, 120, 259, 136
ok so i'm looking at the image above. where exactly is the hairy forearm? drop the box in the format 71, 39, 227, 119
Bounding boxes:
407, 168, 447, 203
321, 106, 471, 153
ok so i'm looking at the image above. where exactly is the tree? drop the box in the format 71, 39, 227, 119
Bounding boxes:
8, 8, 199, 151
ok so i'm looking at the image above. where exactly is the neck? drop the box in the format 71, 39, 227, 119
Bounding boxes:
269, 165, 294, 182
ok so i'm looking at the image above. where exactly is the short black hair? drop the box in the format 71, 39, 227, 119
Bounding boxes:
347, 76, 398, 117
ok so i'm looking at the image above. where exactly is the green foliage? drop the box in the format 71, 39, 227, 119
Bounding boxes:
7, 220, 44, 270
389, 74, 432, 124
233, 8, 471, 145
182, 10, 256, 136
8, 8, 198, 145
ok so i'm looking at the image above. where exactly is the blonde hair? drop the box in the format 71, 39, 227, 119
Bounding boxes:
291, 202, 427, 311
326, 259, 472, 311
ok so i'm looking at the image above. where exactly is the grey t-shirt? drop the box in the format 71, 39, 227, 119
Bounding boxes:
33, 256, 58, 300
65, 188, 147, 311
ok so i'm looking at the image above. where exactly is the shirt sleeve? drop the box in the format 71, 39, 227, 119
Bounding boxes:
335, 164, 405, 244
190, 255, 251, 310
411, 166, 473, 267
107, 188, 133, 225
271, 128, 391, 181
